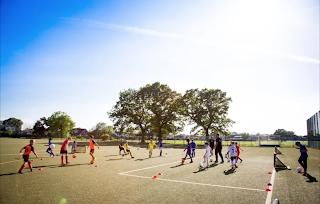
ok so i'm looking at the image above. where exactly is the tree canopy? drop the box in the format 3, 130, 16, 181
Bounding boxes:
181, 88, 234, 139
2, 118, 23, 128
89, 122, 114, 138
46, 111, 75, 138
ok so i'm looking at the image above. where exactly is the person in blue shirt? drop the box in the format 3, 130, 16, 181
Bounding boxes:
46, 138, 55, 157
159, 139, 163, 156
191, 139, 197, 158
295, 142, 308, 174
183, 138, 193, 163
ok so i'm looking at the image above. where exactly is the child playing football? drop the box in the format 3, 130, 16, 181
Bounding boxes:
61, 137, 72, 165
203, 142, 213, 168
235, 142, 243, 163
122, 140, 134, 158
46, 137, 55, 157
183, 138, 193, 163
191, 139, 197, 158
226, 141, 238, 169
159, 139, 163, 156
71, 141, 77, 153
87, 135, 100, 163
119, 139, 125, 155
148, 139, 157, 158
18, 139, 38, 174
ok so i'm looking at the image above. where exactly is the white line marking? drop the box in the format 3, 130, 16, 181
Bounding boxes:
265, 167, 276, 204
119, 157, 202, 174
119, 173, 265, 192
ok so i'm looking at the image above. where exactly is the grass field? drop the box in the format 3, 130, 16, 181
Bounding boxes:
0, 138, 319, 204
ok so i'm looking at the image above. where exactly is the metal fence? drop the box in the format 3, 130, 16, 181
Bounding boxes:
307, 136, 320, 149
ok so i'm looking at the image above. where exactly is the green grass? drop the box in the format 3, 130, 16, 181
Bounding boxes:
0, 138, 319, 204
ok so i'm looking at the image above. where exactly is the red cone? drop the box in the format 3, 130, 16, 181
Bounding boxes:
265, 188, 271, 191
158, 173, 162, 175
40, 159, 43, 161
268, 171, 272, 174
95, 165, 98, 167
38, 168, 43, 170
19, 155, 22, 157
267, 183, 272, 186
31, 160, 34, 162
152, 176, 157, 179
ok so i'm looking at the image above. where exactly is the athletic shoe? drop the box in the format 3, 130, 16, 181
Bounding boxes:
190, 161, 193, 163
31, 168, 35, 172
94, 157, 97, 161
206, 165, 210, 168
220, 161, 224, 164
61, 163, 65, 165
131, 157, 134, 159
66, 162, 70, 164
214, 161, 218, 163
18, 171, 24, 174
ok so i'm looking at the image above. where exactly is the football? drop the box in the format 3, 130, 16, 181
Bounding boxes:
50, 144, 55, 149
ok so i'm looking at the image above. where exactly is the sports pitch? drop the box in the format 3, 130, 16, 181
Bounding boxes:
0, 138, 319, 204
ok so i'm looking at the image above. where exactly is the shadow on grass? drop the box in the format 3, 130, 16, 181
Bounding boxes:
104, 155, 120, 157
223, 168, 236, 175
193, 163, 218, 173
105, 158, 123, 161
135, 158, 150, 161
304, 173, 318, 182
275, 168, 290, 172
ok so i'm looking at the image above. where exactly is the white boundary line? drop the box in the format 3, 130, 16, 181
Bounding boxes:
119, 173, 265, 192
118, 157, 266, 193
265, 167, 276, 204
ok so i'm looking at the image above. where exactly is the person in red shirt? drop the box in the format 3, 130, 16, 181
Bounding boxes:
87, 135, 100, 163
60, 137, 71, 165
235, 142, 243, 163
18, 139, 38, 174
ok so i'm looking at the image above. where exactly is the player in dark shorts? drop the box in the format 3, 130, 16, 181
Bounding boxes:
18, 139, 38, 174
296, 142, 308, 174
88, 135, 100, 163
119, 139, 125, 155
183, 138, 193, 163
214, 133, 224, 164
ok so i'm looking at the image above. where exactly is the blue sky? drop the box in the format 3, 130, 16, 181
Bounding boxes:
1, 0, 319, 135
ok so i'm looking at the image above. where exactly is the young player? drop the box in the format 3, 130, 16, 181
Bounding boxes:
208, 136, 215, 152
119, 139, 125, 155
159, 139, 163, 156
191, 139, 197, 158
183, 138, 193, 163
226, 142, 238, 169
235, 142, 243, 163
122, 140, 134, 158
148, 139, 157, 158
71, 141, 77, 154
296, 142, 308, 174
60, 137, 72, 165
18, 139, 38, 174
87, 135, 100, 163
46, 137, 55, 157
203, 142, 213, 168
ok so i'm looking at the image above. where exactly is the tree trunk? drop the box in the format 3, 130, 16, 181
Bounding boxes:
141, 129, 145, 143
205, 128, 209, 141
158, 126, 162, 141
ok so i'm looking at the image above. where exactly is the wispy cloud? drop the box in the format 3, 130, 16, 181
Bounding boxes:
61, 17, 320, 64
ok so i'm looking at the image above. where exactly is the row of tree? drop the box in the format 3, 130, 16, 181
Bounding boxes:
108, 82, 234, 142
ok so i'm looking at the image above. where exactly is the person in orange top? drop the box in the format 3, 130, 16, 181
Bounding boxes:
60, 137, 71, 165
87, 135, 100, 163
18, 139, 38, 174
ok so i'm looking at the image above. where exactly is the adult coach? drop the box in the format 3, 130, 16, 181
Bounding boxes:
296, 142, 308, 174
214, 134, 224, 163
208, 136, 215, 153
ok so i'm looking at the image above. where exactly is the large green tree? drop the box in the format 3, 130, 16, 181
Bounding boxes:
181, 88, 234, 140
108, 89, 152, 142
46, 111, 75, 138
2, 118, 23, 129
33, 117, 48, 137
274, 129, 296, 141
89, 122, 114, 138
141, 82, 184, 140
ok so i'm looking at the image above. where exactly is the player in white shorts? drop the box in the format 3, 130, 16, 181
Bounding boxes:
203, 142, 213, 168
227, 141, 238, 169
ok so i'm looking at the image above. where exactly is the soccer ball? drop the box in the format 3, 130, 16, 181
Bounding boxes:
165, 152, 168, 155
50, 144, 55, 149
227, 159, 230, 162
182, 158, 185, 163
137, 147, 140, 150
199, 162, 203, 167
72, 154, 76, 158
210, 158, 213, 162
297, 167, 302, 172
224, 154, 228, 158
90, 160, 95, 164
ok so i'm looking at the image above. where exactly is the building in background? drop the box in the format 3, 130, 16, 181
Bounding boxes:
307, 111, 320, 149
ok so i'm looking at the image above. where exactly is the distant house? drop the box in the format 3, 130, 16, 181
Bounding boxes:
71, 128, 88, 138
0, 124, 21, 134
